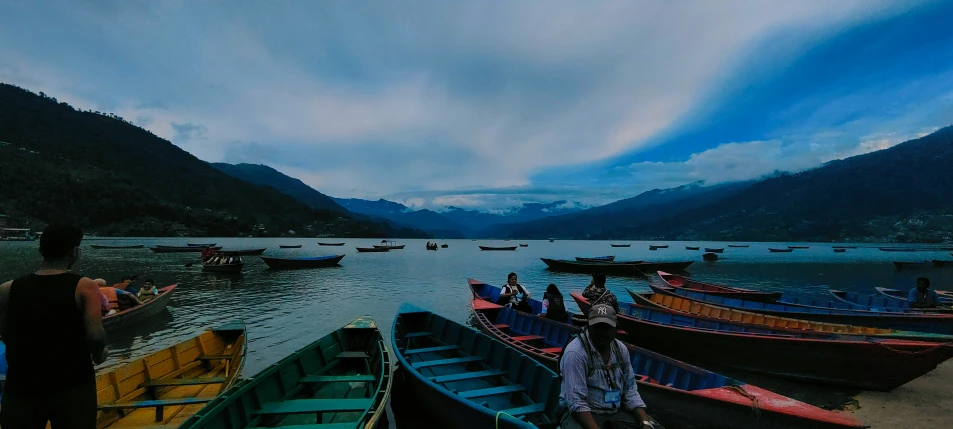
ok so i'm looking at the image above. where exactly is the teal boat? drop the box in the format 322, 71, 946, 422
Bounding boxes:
180, 317, 392, 429
392, 304, 561, 429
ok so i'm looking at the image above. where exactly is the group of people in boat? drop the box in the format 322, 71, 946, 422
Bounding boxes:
497, 271, 649, 428
93, 276, 160, 316
201, 246, 242, 265
426, 241, 438, 250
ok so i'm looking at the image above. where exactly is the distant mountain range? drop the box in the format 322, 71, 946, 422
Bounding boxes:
495, 126, 953, 242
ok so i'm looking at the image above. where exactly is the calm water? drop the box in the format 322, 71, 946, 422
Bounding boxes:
3, 238, 952, 376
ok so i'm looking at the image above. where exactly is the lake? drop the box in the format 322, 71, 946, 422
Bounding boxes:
2, 238, 952, 426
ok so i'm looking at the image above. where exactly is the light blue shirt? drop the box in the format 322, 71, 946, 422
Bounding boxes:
559, 334, 645, 414
908, 288, 940, 307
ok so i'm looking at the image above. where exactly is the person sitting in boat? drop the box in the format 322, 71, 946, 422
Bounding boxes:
559, 304, 654, 429
201, 246, 216, 262
496, 272, 531, 311
908, 277, 940, 308
582, 274, 619, 313
542, 283, 569, 322
137, 279, 159, 301
99, 282, 143, 315
112, 275, 133, 291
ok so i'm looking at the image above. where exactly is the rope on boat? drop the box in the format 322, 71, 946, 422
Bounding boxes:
870, 340, 949, 355
726, 384, 762, 424
496, 411, 514, 429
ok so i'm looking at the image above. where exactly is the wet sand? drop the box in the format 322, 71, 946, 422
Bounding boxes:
852, 360, 953, 428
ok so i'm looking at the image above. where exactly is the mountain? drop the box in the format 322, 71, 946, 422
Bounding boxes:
333, 198, 468, 237
334, 198, 411, 218
498, 126, 953, 242
210, 163, 345, 212
441, 200, 587, 232
0, 83, 424, 238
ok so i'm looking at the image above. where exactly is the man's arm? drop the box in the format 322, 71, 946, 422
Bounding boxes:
0, 280, 11, 338
561, 349, 600, 429
77, 278, 108, 364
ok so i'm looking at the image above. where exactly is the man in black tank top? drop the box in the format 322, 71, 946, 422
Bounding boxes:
0, 225, 108, 429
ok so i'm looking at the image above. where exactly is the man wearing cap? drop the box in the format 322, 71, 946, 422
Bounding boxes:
559, 304, 654, 429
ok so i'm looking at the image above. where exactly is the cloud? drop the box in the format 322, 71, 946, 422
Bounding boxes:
171, 122, 208, 142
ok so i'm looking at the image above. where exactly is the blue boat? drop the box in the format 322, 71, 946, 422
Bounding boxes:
830, 289, 953, 313
470, 304, 864, 428
467, 278, 575, 324
649, 284, 953, 334
391, 304, 561, 429
876, 287, 953, 305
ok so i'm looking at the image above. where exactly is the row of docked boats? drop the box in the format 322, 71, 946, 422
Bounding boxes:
540, 257, 694, 275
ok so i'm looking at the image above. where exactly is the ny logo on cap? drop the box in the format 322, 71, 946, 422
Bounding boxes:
597, 306, 608, 315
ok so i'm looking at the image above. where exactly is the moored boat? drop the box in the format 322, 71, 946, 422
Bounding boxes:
103, 285, 177, 334
441, 244, 449, 248
540, 258, 693, 276
391, 305, 562, 429
90, 244, 145, 249
876, 287, 953, 305
572, 293, 953, 391
356, 247, 389, 253
768, 248, 793, 253
180, 317, 391, 429
152, 245, 222, 253
260, 254, 345, 270
96, 322, 246, 428
279, 244, 302, 249
702, 252, 719, 262
650, 244, 669, 248
373, 240, 405, 250
828, 289, 953, 312
685, 246, 700, 250
187, 243, 217, 247
318, 242, 346, 246
832, 246, 858, 249
610, 243, 631, 247
575, 255, 615, 262
467, 278, 573, 324
704, 248, 723, 253
649, 284, 953, 334
471, 301, 866, 429
519, 244, 528, 247
657, 271, 781, 302
834, 248, 847, 253
880, 247, 918, 252
788, 246, 810, 249
478, 245, 518, 251
727, 244, 749, 248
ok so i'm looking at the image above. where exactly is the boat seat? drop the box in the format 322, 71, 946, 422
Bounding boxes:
493, 324, 510, 330
99, 397, 214, 422
253, 399, 372, 415
510, 335, 544, 342
500, 403, 547, 417
336, 351, 369, 360
299, 375, 376, 383
198, 355, 233, 361
458, 384, 526, 399
411, 356, 483, 369
539, 347, 563, 354
405, 345, 460, 355
404, 332, 433, 338
143, 377, 227, 387
431, 369, 505, 384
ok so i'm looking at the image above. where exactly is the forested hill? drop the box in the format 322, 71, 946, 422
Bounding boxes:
0, 83, 419, 237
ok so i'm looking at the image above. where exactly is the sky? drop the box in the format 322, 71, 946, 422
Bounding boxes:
2, 1, 953, 211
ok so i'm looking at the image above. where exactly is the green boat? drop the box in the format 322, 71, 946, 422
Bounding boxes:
180, 316, 392, 429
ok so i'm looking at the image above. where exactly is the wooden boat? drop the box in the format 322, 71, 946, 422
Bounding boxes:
441, 244, 448, 248
829, 290, 953, 312
391, 305, 562, 429
103, 285, 177, 334
519, 244, 528, 247
657, 271, 781, 302
467, 278, 573, 324
832, 246, 858, 249
187, 243, 217, 247
876, 287, 953, 305
702, 252, 719, 262
788, 246, 810, 249
651, 244, 669, 248
768, 248, 793, 253
880, 247, 918, 252
572, 293, 953, 391
260, 254, 345, 270
649, 246, 659, 250
356, 247, 389, 253
649, 284, 953, 334
318, 242, 346, 246
575, 255, 615, 262
96, 322, 246, 428
218, 248, 267, 256
540, 258, 693, 276
610, 243, 631, 247
627, 289, 953, 342
180, 317, 391, 429
151, 246, 222, 253
202, 253, 244, 273
727, 244, 749, 248
471, 301, 865, 429
685, 246, 700, 250
478, 246, 518, 251
426, 243, 438, 251
373, 240, 405, 250
834, 248, 847, 253
279, 245, 302, 249
90, 244, 145, 249
704, 248, 723, 253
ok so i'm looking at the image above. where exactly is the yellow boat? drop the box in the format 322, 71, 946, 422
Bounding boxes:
95, 322, 246, 428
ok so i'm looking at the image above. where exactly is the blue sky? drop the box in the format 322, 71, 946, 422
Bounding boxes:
2, 1, 952, 211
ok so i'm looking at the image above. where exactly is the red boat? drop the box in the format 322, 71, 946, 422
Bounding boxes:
657, 271, 781, 303
571, 292, 953, 391
469, 299, 865, 428
103, 285, 176, 334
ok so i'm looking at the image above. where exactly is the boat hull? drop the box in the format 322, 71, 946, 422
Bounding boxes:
540, 258, 693, 276
356, 247, 390, 252
103, 285, 176, 334
260, 254, 345, 269
202, 263, 244, 273
610, 244, 631, 247
575, 256, 615, 262
479, 246, 518, 250
318, 242, 346, 246
278, 245, 302, 249
217, 248, 266, 256
658, 271, 781, 303
90, 244, 145, 249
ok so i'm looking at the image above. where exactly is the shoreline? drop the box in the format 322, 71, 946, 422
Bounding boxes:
851, 359, 953, 428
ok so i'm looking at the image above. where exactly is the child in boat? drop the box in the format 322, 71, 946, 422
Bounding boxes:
542, 283, 569, 322
137, 279, 159, 301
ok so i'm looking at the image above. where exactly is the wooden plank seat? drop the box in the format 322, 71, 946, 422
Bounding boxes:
299, 375, 376, 383
411, 356, 483, 369
253, 398, 373, 415
458, 384, 526, 399
431, 369, 505, 384
405, 345, 460, 355
142, 377, 227, 387
336, 351, 369, 359
99, 397, 215, 422
404, 332, 434, 338
539, 347, 563, 354
510, 335, 544, 342
198, 355, 234, 361
500, 403, 547, 417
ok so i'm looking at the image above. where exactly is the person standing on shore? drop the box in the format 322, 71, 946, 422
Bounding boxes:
0, 224, 108, 428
